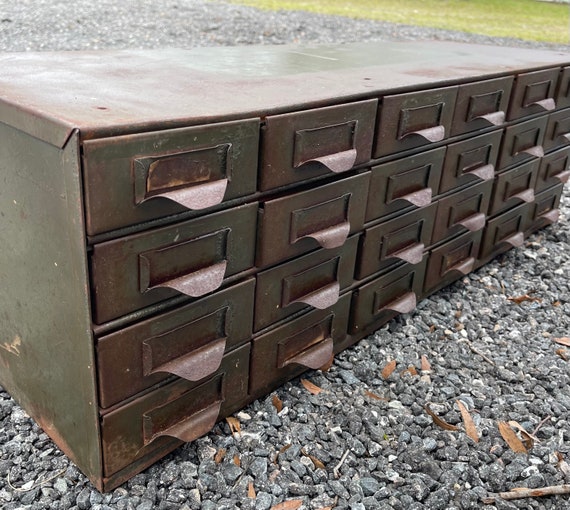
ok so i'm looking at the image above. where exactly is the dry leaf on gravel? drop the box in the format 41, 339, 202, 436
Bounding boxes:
274, 444, 291, 464
554, 337, 570, 347
456, 400, 479, 443
508, 294, 541, 304
248, 481, 256, 499
381, 360, 397, 379
301, 379, 323, 395
556, 348, 569, 361
424, 405, 459, 431
226, 417, 241, 436
233, 454, 241, 467
508, 421, 536, 449
214, 448, 226, 464
401, 366, 418, 376
272, 394, 283, 413
301, 449, 325, 470
498, 421, 528, 453
270, 500, 303, 510
364, 390, 388, 401
421, 355, 432, 372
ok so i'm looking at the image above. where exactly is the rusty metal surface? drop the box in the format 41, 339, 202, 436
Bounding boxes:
0, 42, 570, 147
498, 115, 549, 170
90, 202, 257, 324
479, 203, 530, 261
537, 146, 570, 192
257, 172, 370, 268
544, 108, 570, 152
527, 182, 565, 234
508, 68, 561, 120
489, 159, 540, 216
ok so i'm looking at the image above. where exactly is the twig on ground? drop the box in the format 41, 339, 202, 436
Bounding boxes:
333, 449, 350, 479
532, 415, 552, 436
458, 339, 496, 366
482, 484, 570, 504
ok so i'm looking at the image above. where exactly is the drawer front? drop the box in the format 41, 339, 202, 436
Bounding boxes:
260, 99, 377, 191
440, 130, 502, 194
432, 180, 492, 244
424, 230, 482, 295
351, 257, 427, 335
356, 203, 436, 280
91, 203, 257, 324
254, 236, 359, 332
508, 68, 560, 120
544, 108, 570, 152
366, 147, 444, 222
250, 293, 351, 397
479, 203, 530, 261
489, 159, 539, 216
257, 172, 370, 268
97, 278, 255, 409
101, 344, 249, 477
451, 76, 513, 136
537, 146, 570, 192
83, 119, 260, 236
526, 183, 564, 234
557, 66, 570, 110
374, 86, 458, 158
498, 115, 548, 170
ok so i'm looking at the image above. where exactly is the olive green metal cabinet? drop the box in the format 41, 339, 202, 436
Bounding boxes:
0, 42, 569, 491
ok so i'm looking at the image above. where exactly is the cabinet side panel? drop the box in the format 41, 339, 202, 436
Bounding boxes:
0, 125, 102, 486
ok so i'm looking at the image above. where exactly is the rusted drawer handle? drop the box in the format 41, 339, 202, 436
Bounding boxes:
379, 291, 417, 315
292, 282, 340, 310
518, 146, 544, 158
399, 188, 432, 208
502, 232, 525, 248
458, 212, 486, 232
444, 256, 475, 276
143, 399, 222, 446
466, 164, 495, 182
472, 111, 505, 126
562, 133, 570, 143
402, 125, 445, 143
281, 337, 334, 370
529, 98, 555, 111
135, 144, 231, 210
300, 149, 358, 174
392, 243, 424, 265
555, 170, 570, 183
539, 209, 560, 224
300, 222, 350, 249
512, 188, 535, 204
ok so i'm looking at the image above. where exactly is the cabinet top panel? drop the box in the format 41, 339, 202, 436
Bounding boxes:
0, 41, 568, 147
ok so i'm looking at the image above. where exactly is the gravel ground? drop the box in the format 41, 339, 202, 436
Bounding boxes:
1, 1, 570, 509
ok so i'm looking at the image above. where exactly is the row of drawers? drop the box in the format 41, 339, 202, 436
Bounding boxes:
97, 180, 564, 483
82, 67, 570, 237
90, 142, 570, 324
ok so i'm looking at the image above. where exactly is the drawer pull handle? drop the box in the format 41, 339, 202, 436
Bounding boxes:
539, 209, 560, 224
293, 282, 340, 310
403, 125, 445, 143
143, 337, 226, 382
473, 111, 505, 126
503, 232, 524, 248
380, 291, 417, 315
563, 133, 570, 143
458, 212, 486, 232
143, 179, 228, 210
300, 149, 357, 174
555, 170, 570, 184
282, 337, 334, 370
445, 256, 475, 276
519, 146, 544, 159
512, 188, 535, 204
301, 221, 350, 249
393, 243, 424, 265
400, 188, 432, 208
529, 98, 555, 111
143, 400, 221, 445
467, 164, 495, 182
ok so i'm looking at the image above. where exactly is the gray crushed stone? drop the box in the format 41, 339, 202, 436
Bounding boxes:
1, 1, 570, 509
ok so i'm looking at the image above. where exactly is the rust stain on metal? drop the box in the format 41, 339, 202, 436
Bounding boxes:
1, 334, 21, 356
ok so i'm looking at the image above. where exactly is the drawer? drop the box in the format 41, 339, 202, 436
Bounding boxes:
374, 86, 458, 158
479, 203, 530, 261
488, 159, 539, 217
451, 76, 513, 136
257, 172, 370, 268
544, 108, 570, 152
91, 202, 257, 324
557, 66, 570, 110
254, 235, 359, 332
83, 119, 260, 236
356, 203, 436, 280
97, 278, 255, 409
536, 146, 570, 192
526, 183, 564, 234
424, 230, 483, 295
260, 99, 377, 191
508, 68, 559, 120
440, 130, 502, 194
366, 147, 444, 222
351, 257, 427, 335
249, 293, 351, 398
498, 115, 548, 170
432, 180, 492, 244
101, 344, 249, 477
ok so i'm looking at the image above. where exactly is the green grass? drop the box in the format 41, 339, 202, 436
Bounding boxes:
226, 0, 569, 44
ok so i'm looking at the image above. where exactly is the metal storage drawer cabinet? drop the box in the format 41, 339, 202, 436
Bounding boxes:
0, 41, 568, 492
